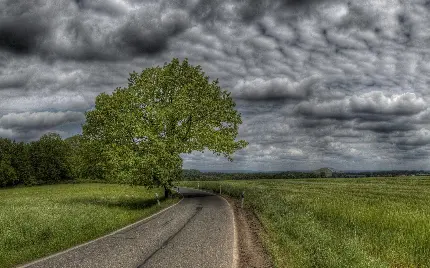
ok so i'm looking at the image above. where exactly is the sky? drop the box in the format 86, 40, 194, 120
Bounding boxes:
1, 0, 430, 171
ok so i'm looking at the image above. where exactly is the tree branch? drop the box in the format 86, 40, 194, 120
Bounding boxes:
182, 115, 192, 142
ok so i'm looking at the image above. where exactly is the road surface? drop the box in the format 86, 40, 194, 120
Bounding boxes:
20, 187, 236, 268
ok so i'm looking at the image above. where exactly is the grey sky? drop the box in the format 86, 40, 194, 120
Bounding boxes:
1, 0, 430, 171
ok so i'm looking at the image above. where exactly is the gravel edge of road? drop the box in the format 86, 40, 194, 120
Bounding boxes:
223, 196, 273, 268
218, 194, 239, 268
18, 195, 184, 268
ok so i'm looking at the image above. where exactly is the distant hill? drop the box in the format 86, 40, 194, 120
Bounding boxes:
182, 168, 430, 178
313, 167, 335, 178
196, 169, 258, 173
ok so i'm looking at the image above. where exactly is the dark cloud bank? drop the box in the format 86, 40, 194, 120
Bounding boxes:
1, 0, 430, 171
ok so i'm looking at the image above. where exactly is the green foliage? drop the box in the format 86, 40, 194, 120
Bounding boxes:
29, 133, 72, 183
65, 135, 107, 181
11, 142, 35, 185
181, 169, 202, 180
83, 58, 247, 190
0, 133, 79, 188
0, 138, 18, 186
0, 159, 17, 187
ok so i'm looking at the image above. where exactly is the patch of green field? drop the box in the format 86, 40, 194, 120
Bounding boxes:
0, 183, 179, 268
182, 177, 430, 268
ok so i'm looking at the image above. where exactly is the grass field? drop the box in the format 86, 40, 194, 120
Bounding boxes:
0, 183, 179, 268
181, 177, 430, 268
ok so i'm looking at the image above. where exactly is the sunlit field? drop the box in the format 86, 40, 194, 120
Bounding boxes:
182, 177, 430, 268
0, 183, 179, 268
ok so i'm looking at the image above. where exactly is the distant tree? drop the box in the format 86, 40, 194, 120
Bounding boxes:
83, 58, 248, 197
0, 159, 17, 187
29, 133, 72, 183
11, 142, 35, 185
182, 169, 203, 180
0, 138, 18, 187
64, 135, 83, 179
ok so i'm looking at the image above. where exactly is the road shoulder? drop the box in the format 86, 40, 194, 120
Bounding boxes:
223, 196, 273, 268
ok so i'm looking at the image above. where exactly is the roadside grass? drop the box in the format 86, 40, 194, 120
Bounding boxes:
0, 183, 179, 268
181, 177, 430, 268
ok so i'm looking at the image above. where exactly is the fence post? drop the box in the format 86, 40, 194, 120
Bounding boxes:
241, 191, 245, 208
198, 182, 199, 190
155, 193, 160, 206
220, 184, 222, 195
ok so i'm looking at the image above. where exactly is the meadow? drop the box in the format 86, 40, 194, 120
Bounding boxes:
181, 177, 430, 268
0, 183, 179, 268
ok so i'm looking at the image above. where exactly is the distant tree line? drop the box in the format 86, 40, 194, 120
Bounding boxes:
0, 133, 70, 187
181, 169, 430, 181
181, 169, 323, 181
0, 133, 107, 188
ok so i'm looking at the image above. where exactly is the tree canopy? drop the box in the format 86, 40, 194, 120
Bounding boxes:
0, 133, 72, 187
83, 58, 248, 193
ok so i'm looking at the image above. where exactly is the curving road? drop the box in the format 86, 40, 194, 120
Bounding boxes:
20, 187, 236, 268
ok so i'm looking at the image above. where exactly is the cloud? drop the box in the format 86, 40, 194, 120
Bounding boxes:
395, 128, 430, 147
0, 0, 191, 61
114, 9, 190, 56
233, 76, 320, 101
0, 111, 85, 131
74, 0, 129, 16
0, 72, 31, 89
0, 111, 84, 141
350, 92, 426, 115
354, 121, 417, 133
295, 92, 426, 120
0, 13, 50, 55
0, 91, 93, 114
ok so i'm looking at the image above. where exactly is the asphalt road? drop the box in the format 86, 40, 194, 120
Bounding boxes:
20, 187, 236, 268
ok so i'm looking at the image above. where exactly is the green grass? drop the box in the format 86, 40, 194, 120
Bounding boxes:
0, 183, 179, 268
181, 177, 430, 268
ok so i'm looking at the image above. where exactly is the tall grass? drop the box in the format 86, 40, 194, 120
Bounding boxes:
182, 178, 430, 268
0, 183, 179, 268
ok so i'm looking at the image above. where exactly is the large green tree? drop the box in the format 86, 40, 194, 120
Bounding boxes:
65, 135, 107, 181
83, 58, 247, 196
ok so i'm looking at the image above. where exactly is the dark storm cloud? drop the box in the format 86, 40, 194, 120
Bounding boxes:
0, 15, 49, 55
232, 76, 320, 101
295, 92, 426, 121
116, 12, 190, 56
0, 72, 31, 89
354, 121, 417, 133
0, 0, 191, 61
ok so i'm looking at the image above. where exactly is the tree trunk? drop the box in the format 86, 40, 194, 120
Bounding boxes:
164, 186, 169, 198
